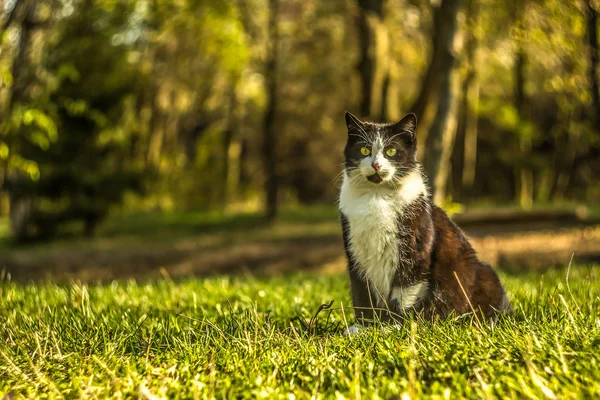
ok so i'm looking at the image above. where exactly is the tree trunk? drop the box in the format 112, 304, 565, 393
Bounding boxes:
380, 70, 391, 121
461, 0, 480, 199
587, 0, 600, 132
410, 54, 439, 122
220, 126, 233, 208
515, 48, 533, 209
536, 167, 554, 203
226, 136, 242, 205
6, 0, 36, 110
409, 2, 450, 150
552, 114, 580, 201
572, 0, 600, 171
263, 0, 279, 220
222, 88, 239, 206
147, 100, 165, 165
513, 0, 533, 209
4, 0, 38, 226
423, 0, 463, 205
356, 0, 388, 120
384, 60, 401, 121
572, 0, 600, 169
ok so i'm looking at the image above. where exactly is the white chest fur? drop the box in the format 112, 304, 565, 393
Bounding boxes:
339, 169, 427, 307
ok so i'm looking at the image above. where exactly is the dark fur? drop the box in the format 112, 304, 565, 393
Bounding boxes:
341, 113, 511, 325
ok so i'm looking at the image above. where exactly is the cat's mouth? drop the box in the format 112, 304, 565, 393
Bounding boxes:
367, 173, 384, 184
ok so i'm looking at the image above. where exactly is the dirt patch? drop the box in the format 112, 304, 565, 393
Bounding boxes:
0, 233, 345, 283
470, 225, 600, 271
1, 221, 599, 284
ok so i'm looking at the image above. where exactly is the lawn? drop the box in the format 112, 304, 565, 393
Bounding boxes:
1, 264, 599, 399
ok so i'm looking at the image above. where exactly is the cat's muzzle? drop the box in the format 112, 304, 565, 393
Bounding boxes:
367, 173, 384, 184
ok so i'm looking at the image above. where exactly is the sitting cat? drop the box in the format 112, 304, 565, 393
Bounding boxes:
339, 112, 511, 334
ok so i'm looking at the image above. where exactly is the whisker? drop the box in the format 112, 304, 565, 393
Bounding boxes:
331, 169, 347, 185
354, 123, 370, 138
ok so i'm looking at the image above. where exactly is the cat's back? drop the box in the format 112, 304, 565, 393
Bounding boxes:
428, 205, 511, 317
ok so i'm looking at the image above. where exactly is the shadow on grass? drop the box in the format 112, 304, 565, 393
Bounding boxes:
0, 206, 345, 284
0, 211, 269, 248
100, 211, 268, 238
0, 206, 340, 247
2, 205, 600, 284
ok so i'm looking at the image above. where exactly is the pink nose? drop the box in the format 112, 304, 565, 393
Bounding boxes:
372, 162, 381, 171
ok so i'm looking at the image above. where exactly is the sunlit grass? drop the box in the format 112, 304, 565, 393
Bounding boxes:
1, 265, 599, 398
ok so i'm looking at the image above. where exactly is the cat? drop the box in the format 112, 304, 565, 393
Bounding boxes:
339, 112, 511, 334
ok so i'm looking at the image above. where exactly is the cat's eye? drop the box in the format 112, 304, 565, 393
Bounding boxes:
385, 148, 397, 157
360, 147, 371, 156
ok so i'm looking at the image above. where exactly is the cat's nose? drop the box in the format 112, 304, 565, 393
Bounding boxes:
372, 162, 381, 171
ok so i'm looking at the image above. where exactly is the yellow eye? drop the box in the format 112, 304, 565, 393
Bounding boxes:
385, 148, 397, 157
360, 147, 370, 156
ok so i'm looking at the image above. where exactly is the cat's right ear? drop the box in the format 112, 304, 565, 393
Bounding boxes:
394, 113, 417, 136
392, 113, 417, 146
345, 112, 363, 135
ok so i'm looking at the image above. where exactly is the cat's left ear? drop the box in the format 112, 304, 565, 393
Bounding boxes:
345, 111, 364, 137
392, 113, 417, 143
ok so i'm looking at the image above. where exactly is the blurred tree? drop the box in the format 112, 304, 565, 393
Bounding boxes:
449, 0, 480, 203
587, 0, 600, 132
512, 0, 533, 209
1, 0, 600, 241
1, 0, 37, 219
570, 0, 600, 189
422, 0, 463, 205
131, 0, 249, 210
461, 0, 480, 198
356, 0, 389, 120
0, 0, 58, 236
409, 0, 446, 137
275, 0, 352, 204
5, 0, 145, 240
263, 0, 279, 220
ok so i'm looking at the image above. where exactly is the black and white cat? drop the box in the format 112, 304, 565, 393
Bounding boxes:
339, 112, 511, 334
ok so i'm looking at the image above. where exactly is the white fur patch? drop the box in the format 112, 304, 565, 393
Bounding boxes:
339, 168, 427, 306
392, 281, 428, 310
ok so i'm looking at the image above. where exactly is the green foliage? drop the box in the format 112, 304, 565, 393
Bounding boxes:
1, 265, 599, 398
1, 0, 600, 237
2, 0, 147, 241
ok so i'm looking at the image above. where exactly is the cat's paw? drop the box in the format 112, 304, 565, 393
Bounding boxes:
343, 324, 363, 336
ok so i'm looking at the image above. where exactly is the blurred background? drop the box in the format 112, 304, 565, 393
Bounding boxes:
0, 0, 599, 282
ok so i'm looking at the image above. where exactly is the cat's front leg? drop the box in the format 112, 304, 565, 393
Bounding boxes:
348, 262, 376, 322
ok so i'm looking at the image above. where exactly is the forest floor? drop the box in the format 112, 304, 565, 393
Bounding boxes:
1, 206, 600, 398
0, 205, 599, 283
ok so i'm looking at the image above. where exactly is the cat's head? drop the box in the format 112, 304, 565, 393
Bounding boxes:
343, 112, 417, 186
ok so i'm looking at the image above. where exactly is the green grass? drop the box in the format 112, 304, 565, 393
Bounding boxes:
1, 265, 600, 399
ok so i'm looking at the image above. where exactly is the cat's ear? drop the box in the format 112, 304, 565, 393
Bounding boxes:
393, 113, 417, 143
394, 113, 417, 135
345, 112, 364, 137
